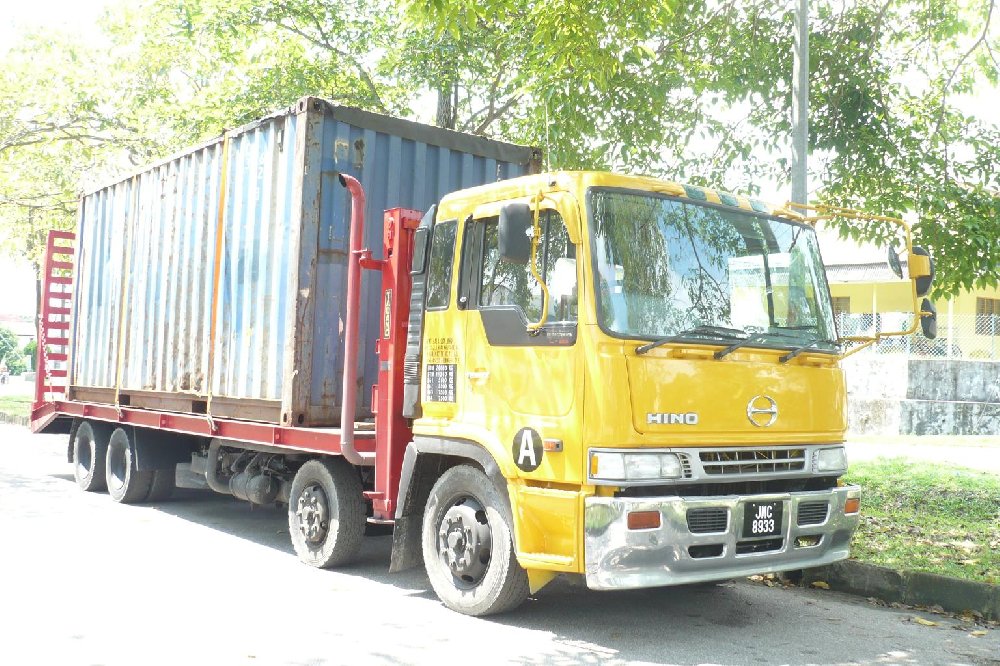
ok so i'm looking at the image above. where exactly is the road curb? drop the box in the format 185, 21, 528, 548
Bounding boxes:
802, 560, 1000, 620
0, 412, 29, 427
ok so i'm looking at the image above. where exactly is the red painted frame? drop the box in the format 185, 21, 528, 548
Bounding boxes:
32, 204, 422, 520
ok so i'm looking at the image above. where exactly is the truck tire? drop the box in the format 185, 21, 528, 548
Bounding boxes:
288, 458, 365, 568
73, 421, 109, 492
145, 467, 176, 503
421, 465, 529, 616
105, 427, 154, 504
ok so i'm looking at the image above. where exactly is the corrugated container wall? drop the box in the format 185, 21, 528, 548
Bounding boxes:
70, 97, 541, 426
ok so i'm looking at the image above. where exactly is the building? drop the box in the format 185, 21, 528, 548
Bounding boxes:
820, 232, 1000, 360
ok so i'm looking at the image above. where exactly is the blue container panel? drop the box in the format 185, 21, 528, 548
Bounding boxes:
311, 113, 534, 416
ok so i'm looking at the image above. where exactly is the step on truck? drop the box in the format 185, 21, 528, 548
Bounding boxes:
31, 97, 938, 616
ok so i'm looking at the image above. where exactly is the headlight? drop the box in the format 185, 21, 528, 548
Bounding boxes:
590, 450, 683, 483
814, 446, 848, 473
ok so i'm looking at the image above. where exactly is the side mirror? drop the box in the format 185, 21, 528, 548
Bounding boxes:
920, 298, 937, 339
887, 246, 903, 279
499, 203, 532, 264
909, 245, 935, 297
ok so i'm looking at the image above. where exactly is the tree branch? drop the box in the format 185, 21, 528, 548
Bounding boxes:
934, 0, 996, 140
272, 11, 388, 112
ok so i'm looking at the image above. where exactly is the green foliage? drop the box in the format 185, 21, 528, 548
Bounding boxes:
0, 0, 997, 296
22, 340, 36, 371
845, 458, 1000, 584
0, 327, 26, 375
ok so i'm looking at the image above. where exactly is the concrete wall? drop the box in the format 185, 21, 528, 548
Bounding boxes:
843, 357, 1000, 436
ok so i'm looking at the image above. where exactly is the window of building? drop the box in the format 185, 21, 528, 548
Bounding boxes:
425, 220, 457, 310
831, 296, 851, 317
478, 210, 577, 324
976, 297, 1000, 335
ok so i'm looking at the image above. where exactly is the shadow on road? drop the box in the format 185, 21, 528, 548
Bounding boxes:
39, 469, 996, 666
46, 471, 744, 642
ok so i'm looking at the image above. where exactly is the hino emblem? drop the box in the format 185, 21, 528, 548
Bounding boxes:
746, 395, 778, 427
647, 412, 699, 426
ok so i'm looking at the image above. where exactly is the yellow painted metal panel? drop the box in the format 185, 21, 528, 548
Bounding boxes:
512, 483, 581, 572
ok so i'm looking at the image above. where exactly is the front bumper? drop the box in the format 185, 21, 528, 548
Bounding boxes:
585, 486, 860, 590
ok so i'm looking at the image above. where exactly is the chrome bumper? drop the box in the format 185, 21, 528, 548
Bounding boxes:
584, 486, 861, 590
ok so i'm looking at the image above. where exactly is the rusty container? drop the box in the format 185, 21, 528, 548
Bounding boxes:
70, 97, 541, 425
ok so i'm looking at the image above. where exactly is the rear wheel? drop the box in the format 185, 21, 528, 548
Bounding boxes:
105, 428, 154, 504
288, 459, 365, 568
73, 421, 110, 492
421, 465, 529, 616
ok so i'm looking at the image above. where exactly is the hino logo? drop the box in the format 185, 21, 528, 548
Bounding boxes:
647, 412, 699, 425
746, 395, 779, 427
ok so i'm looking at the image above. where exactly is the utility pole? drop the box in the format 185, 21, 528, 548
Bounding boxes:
791, 0, 809, 207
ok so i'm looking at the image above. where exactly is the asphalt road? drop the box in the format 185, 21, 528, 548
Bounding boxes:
1, 425, 997, 666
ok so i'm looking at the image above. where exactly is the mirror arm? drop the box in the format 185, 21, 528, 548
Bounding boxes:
525, 191, 551, 333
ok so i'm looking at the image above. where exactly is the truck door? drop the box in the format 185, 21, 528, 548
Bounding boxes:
458, 197, 583, 483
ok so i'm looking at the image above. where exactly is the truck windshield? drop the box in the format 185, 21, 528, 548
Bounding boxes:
590, 189, 837, 351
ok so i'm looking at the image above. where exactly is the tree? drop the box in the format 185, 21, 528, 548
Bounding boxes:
0, 0, 997, 297
23, 340, 37, 372
0, 328, 26, 375
402, 0, 1000, 296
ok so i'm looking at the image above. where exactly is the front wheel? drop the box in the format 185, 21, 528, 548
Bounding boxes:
288, 459, 365, 568
421, 465, 529, 616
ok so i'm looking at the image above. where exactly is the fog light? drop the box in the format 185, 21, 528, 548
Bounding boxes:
844, 497, 860, 514
627, 510, 661, 530
795, 535, 822, 548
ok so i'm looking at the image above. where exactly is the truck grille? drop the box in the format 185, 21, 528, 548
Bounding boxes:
686, 507, 729, 533
797, 501, 829, 526
699, 448, 806, 476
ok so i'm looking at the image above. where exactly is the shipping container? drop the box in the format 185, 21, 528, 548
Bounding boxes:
70, 97, 541, 426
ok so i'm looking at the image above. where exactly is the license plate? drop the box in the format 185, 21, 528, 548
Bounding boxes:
743, 501, 783, 537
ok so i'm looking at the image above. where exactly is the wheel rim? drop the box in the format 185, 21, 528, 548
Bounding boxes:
108, 440, 127, 492
296, 484, 330, 544
75, 436, 92, 479
437, 497, 492, 588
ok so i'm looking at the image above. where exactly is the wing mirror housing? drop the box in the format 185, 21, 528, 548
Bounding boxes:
909, 245, 935, 297
499, 203, 532, 264
920, 298, 937, 339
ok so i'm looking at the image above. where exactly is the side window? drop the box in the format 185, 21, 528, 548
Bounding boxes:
425, 220, 457, 310
479, 210, 577, 323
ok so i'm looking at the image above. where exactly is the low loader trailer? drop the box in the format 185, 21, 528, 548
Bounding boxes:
31, 98, 937, 615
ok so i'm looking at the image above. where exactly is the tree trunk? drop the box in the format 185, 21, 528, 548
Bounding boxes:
435, 81, 458, 130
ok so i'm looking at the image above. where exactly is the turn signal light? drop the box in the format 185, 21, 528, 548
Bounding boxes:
844, 497, 861, 514
627, 510, 661, 530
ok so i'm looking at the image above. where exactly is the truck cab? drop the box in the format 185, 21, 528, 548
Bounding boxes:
401, 171, 930, 613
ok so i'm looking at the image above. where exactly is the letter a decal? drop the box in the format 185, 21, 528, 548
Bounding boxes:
511, 427, 543, 472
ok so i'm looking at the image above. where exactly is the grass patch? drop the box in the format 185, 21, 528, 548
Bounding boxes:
845, 459, 1000, 585
0, 395, 32, 418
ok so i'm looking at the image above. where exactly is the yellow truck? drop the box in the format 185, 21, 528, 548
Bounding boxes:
33, 102, 935, 616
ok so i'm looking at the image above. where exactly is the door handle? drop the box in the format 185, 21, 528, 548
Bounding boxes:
466, 370, 490, 382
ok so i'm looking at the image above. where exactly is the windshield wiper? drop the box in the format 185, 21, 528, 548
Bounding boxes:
779, 338, 827, 363
714, 329, 809, 360
635, 325, 748, 355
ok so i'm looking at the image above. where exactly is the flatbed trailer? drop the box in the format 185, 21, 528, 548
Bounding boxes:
32, 195, 417, 522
